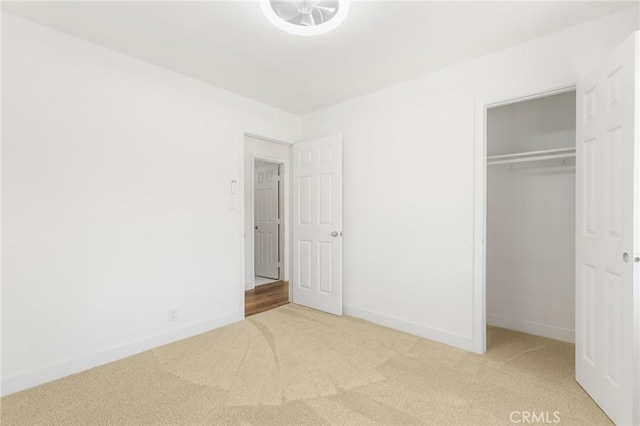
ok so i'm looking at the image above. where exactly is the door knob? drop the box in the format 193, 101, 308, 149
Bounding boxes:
331, 231, 339, 237
623, 252, 630, 263
255, 225, 258, 230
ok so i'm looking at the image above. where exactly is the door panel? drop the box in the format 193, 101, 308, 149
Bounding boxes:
292, 135, 343, 315
575, 32, 639, 425
255, 163, 280, 280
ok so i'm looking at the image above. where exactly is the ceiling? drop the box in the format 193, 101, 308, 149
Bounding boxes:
2, 1, 637, 114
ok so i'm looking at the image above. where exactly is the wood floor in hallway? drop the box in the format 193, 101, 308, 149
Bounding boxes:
245, 280, 289, 317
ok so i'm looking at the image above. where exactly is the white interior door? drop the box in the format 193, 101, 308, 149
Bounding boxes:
255, 162, 280, 280
575, 32, 639, 426
292, 134, 343, 315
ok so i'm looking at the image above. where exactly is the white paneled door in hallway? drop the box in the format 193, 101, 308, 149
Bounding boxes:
255, 162, 280, 280
292, 135, 343, 315
575, 32, 639, 426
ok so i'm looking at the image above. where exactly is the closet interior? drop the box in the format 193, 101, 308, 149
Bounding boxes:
486, 90, 577, 345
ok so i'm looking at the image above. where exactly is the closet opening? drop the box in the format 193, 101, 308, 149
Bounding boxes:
485, 90, 577, 349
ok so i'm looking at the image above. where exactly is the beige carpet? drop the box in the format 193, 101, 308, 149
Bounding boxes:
1, 304, 611, 425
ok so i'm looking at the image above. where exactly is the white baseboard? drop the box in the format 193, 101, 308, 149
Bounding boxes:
1, 312, 242, 397
487, 314, 574, 343
343, 305, 474, 352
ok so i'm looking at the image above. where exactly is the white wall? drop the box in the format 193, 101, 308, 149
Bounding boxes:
243, 136, 291, 290
486, 93, 576, 343
1, 13, 299, 395
299, 8, 639, 351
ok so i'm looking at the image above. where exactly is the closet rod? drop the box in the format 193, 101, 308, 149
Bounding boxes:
487, 147, 575, 166
488, 153, 575, 166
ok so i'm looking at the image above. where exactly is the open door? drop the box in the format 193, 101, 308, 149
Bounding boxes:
292, 134, 343, 315
575, 32, 639, 425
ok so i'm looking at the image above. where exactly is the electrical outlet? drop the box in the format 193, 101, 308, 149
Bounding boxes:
168, 307, 178, 322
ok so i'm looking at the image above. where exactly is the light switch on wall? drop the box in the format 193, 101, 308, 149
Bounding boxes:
230, 179, 238, 209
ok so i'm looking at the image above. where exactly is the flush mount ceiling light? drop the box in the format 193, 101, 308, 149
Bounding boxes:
261, 0, 349, 36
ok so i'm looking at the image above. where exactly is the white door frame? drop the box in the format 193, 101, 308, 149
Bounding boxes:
472, 79, 576, 354
239, 133, 292, 316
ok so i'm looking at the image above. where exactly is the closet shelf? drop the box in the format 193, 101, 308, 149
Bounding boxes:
487, 147, 575, 166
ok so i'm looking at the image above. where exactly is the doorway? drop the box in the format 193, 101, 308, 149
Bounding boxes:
484, 91, 577, 347
241, 133, 344, 318
471, 80, 577, 353
243, 135, 291, 317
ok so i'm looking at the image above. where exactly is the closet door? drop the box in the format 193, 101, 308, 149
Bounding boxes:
575, 32, 639, 425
